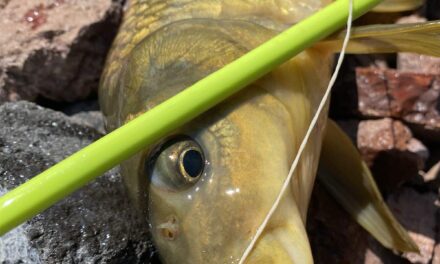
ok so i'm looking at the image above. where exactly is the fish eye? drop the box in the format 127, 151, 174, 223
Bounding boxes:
179, 148, 204, 179
147, 136, 205, 190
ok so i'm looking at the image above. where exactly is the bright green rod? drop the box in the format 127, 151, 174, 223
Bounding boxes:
0, 0, 382, 236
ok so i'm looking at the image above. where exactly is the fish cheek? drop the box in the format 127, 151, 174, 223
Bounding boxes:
144, 130, 223, 258
145, 119, 256, 262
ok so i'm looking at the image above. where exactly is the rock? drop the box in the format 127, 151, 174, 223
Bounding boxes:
307, 182, 368, 264
364, 237, 409, 264
424, 0, 440, 20
0, 101, 158, 263
355, 68, 440, 142
365, 188, 439, 264
334, 119, 359, 143
69, 111, 105, 134
420, 146, 440, 190
330, 54, 390, 118
421, 161, 440, 183
434, 244, 440, 264
0, 0, 123, 103
398, 52, 440, 75
357, 118, 428, 193
356, 67, 390, 117
434, 198, 440, 264
334, 118, 428, 193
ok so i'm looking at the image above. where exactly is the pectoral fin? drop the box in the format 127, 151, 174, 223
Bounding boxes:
317, 20, 440, 56
318, 120, 418, 252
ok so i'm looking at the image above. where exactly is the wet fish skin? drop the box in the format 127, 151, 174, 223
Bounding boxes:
99, 0, 436, 263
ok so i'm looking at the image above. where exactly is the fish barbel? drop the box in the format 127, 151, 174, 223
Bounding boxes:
99, 0, 440, 263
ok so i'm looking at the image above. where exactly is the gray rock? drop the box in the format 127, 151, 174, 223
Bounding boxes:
0, 0, 124, 103
69, 111, 106, 134
0, 101, 158, 263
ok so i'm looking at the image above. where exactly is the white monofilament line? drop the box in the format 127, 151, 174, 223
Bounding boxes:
237, 0, 354, 263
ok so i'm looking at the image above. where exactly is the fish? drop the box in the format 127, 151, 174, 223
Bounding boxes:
99, 0, 440, 263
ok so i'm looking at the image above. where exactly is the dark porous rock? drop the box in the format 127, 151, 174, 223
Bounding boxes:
424, 0, 440, 20
0, 101, 157, 263
0, 0, 124, 104
307, 182, 369, 264
335, 119, 359, 143
422, 145, 440, 189
356, 67, 440, 142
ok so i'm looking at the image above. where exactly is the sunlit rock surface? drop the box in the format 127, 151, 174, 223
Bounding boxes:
0, 0, 124, 103
0, 101, 157, 263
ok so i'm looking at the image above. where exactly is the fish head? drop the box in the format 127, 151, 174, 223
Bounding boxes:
104, 19, 331, 264
146, 90, 312, 263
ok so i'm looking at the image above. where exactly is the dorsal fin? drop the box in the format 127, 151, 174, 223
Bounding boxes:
317, 20, 440, 56
373, 0, 423, 12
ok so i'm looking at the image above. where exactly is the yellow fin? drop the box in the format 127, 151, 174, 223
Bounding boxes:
318, 120, 418, 252
317, 20, 440, 56
373, 0, 423, 12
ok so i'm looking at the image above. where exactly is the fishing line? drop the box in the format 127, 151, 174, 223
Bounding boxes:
238, 0, 354, 262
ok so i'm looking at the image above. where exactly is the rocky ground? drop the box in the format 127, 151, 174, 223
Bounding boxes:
0, 0, 439, 263
307, 10, 440, 263
0, 102, 157, 263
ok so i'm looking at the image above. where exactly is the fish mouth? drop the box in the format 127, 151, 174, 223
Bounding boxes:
245, 225, 313, 264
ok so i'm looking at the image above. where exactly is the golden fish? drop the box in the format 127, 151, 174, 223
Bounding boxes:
99, 0, 440, 263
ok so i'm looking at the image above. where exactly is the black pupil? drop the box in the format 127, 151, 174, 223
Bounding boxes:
182, 150, 204, 178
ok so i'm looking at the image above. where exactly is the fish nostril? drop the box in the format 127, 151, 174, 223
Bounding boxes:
161, 228, 177, 240
157, 215, 179, 241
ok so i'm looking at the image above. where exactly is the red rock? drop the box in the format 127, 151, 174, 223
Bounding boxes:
386, 71, 434, 116
356, 68, 440, 142
0, 0, 123, 103
356, 68, 390, 117
398, 53, 440, 75
355, 16, 440, 140
397, 15, 440, 75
